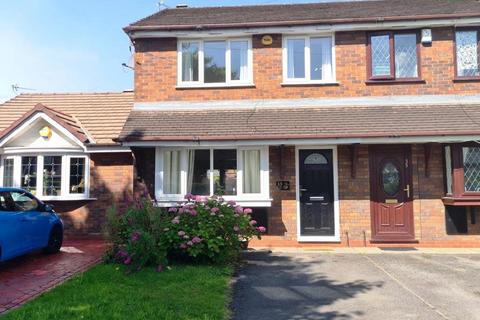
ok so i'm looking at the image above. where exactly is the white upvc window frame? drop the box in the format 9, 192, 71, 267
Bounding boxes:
155, 146, 270, 207
0, 153, 90, 201
282, 34, 336, 85
177, 38, 254, 88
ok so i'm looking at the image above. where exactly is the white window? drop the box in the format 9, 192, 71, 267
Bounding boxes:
283, 35, 335, 84
0, 154, 89, 200
178, 39, 253, 87
156, 147, 269, 205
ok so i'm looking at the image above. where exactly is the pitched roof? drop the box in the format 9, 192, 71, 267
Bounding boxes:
0, 92, 134, 145
0, 103, 90, 144
117, 104, 480, 142
125, 0, 480, 32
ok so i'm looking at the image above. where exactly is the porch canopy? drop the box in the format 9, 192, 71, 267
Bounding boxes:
117, 98, 480, 146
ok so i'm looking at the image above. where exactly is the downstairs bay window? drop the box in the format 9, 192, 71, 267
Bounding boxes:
156, 147, 270, 206
443, 144, 480, 205
0, 154, 89, 200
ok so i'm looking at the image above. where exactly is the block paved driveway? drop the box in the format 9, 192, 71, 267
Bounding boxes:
232, 251, 480, 320
0, 239, 104, 314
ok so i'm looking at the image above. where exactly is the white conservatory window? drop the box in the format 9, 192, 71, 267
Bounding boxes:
0, 154, 89, 200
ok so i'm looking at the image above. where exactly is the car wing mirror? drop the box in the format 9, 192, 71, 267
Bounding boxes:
44, 204, 55, 212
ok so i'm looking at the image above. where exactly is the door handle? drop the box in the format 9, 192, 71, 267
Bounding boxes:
404, 184, 410, 198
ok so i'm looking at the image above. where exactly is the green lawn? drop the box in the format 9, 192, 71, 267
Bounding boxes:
2, 264, 233, 320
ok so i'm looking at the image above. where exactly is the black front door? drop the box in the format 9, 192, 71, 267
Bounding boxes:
299, 149, 335, 236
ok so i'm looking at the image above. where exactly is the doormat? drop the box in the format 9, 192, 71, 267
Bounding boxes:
379, 247, 418, 251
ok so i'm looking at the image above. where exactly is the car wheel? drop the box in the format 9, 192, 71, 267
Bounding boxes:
44, 226, 63, 254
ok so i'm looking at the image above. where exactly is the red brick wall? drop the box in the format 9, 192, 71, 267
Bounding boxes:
134, 27, 480, 103
53, 153, 134, 236
251, 144, 480, 248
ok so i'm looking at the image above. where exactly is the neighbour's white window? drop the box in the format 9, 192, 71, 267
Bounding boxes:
456, 30, 480, 78
0, 154, 89, 199
157, 147, 269, 200
178, 39, 252, 86
284, 35, 335, 83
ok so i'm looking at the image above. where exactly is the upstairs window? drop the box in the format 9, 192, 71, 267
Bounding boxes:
455, 30, 480, 78
283, 35, 335, 83
367, 32, 420, 81
178, 39, 252, 86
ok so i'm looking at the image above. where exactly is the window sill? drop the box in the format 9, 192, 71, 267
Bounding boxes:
442, 196, 480, 206
453, 77, 480, 83
176, 83, 255, 89
365, 79, 426, 85
39, 196, 97, 202
155, 198, 272, 208
281, 81, 340, 87
297, 236, 341, 243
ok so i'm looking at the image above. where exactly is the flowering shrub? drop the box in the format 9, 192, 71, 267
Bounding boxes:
104, 194, 266, 272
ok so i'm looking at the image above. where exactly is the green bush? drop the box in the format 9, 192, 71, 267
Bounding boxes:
104, 194, 265, 272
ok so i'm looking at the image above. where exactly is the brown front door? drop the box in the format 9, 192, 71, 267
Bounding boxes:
370, 145, 414, 241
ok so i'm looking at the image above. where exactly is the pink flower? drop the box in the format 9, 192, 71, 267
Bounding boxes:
250, 220, 257, 226
218, 197, 225, 203
171, 219, 180, 224
168, 207, 178, 213
190, 209, 198, 216
235, 206, 244, 214
244, 208, 253, 214
192, 236, 202, 244
184, 193, 194, 201
180, 243, 187, 249
178, 231, 186, 237
116, 250, 128, 259
211, 207, 220, 214
131, 232, 141, 242
257, 226, 267, 233
227, 200, 236, 206
195, 195, 205, 202
233, 226, 240, 232
124, 256, 132, 265
187, 241, 193, 246
178, 208, 185, 214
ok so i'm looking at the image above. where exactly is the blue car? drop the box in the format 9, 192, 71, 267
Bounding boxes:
0, 188, 63, 262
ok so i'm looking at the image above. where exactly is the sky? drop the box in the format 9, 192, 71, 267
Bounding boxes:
0, 0, 328, 103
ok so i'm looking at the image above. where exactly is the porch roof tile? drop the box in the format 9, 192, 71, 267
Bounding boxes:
118, 104, 480, 142
0, 92, 134, 145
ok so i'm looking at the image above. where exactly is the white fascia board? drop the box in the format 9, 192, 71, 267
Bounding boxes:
0, 113, 87, 152
128, 17, 480, 39
121, 135, 480, 148
134, 94, 480, 111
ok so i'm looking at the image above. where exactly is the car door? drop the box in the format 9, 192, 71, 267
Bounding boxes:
0, 191, 25, 260
10, 191, 49, 250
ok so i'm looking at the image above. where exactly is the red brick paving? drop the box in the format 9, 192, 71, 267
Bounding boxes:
0, 239, 105, 315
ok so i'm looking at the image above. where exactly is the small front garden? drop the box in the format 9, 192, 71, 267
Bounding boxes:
2, 264, 232, 320
3, 194, 265, 319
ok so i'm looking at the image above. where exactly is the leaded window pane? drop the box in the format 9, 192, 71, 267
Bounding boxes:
204, 41, 226, 83
181, 42, 199, 82
70, 158, 86, 194
371, 35, 391, 76
394, 34, 418, 78
456, 31, 479, 77
21, 156, 37, 195
463, 147, 480, 192
3, 159, 14, 187
43, 156, 62, 196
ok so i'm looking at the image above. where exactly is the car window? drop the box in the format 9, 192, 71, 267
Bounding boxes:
10, 191, 39, 212
0, 192, 16, 212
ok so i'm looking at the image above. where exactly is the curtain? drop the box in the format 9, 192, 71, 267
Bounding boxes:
187, 150, 195, 193
182, 42, 198, 81
243, 150, 261, 194
163, 151, 180, 194
321, 37, 333, 80
287, 40, 296, 78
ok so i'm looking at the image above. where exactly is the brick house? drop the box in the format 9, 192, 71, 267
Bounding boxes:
3, 0, 480, 247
